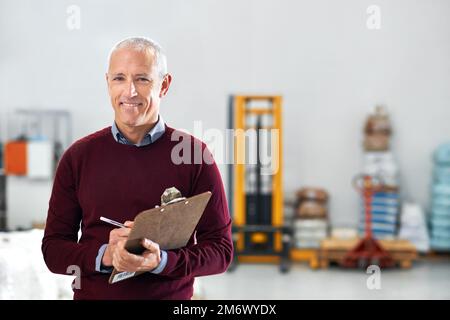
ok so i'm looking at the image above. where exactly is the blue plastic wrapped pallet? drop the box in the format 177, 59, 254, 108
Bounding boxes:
358, 190, 399, 239
430, 142, 450, 251
434, 142, 450, 165
434, 166, 450, 184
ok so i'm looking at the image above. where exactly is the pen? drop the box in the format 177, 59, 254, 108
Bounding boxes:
100, 216, 127, 228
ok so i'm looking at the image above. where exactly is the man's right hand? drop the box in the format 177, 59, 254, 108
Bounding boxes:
101, 220, 134, 267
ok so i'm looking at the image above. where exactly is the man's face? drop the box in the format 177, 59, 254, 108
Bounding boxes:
106, 48, 170, 128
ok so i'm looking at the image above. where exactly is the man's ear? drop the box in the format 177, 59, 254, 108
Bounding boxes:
159, 74, 172, 98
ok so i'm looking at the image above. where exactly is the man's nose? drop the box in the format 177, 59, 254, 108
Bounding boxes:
126, 80, 138, 98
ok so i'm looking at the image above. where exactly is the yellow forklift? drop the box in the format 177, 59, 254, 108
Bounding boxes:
227, 95, 291, 273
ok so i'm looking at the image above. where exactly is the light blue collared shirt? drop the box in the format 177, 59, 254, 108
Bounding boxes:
111, 115, 166, 147
95, 115, 168, 274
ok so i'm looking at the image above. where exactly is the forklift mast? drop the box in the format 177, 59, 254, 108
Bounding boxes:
228, 95, 290, 272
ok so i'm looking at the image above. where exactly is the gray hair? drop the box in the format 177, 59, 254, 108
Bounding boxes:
107, 37, 168, 79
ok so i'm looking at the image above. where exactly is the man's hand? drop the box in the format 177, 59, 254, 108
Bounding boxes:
112, 238, 161, 272
101, 220, 134, 267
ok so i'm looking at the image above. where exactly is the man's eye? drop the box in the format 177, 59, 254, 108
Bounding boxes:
113, 77, 124, 81
137, 78, 150, 82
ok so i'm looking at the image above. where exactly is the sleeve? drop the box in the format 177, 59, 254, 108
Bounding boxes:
95, 244, 113, 273
41, 148, 104, 277
150, 250, 168, 274
159, 145, 233, 279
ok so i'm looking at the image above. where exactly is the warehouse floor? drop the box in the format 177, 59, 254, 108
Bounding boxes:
199, 260, 450, 299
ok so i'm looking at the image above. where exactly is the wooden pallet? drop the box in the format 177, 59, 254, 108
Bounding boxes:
290, 248, 320, 269
320, 238, 417, 269
420, 250, 450, 261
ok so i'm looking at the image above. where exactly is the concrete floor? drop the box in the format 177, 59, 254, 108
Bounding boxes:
198, 260, 450, 299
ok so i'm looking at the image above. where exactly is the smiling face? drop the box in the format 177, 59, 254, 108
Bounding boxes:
106, 47, 170, 129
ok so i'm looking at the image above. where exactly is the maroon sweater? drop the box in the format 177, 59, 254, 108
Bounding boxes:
42, 125, 233, 299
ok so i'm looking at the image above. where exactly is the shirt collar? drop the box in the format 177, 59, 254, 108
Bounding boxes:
111, 115, 166, 147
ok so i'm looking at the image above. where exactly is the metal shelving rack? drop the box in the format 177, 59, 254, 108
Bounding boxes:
0, 109, 72, 231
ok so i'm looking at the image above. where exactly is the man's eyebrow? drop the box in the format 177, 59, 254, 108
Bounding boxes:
109, 72, 151, 78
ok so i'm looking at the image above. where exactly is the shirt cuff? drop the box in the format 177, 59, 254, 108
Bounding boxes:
150, 250, 167, 274
95, 244, 113, 273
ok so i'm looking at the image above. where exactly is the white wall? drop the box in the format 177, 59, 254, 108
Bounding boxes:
1, 0, 449, 228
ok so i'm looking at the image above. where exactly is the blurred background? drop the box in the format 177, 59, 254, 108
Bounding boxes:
0, 0, 449, 299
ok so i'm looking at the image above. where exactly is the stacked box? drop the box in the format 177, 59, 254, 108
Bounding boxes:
398, 202, 430, 253
362, 152, 399, 186
360, 151, 400, 239
360, 107, 400, 240
358, 190, 399, 239
430, 142, 450, 250
293, 188, 328, 248
363, 106, 391, 152
294, 219, 328, 248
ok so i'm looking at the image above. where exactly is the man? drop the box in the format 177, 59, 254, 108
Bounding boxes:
42, 37, 233, 299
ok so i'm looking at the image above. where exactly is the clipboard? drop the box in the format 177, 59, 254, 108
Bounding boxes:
109, 191, 212, 284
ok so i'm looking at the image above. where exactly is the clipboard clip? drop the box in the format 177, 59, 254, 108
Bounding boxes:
164, 197, 187, 205
156, 187, 186, 208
